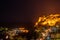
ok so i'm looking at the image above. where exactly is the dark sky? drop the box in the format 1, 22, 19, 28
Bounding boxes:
1, 0, 60, 23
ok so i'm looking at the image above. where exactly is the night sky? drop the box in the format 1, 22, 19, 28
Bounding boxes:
1, 0, 60, 23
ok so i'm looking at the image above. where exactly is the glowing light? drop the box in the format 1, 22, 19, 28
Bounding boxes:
42, 32, 46, 37
23, 30, 26, 32
25, 30, 29, 33
19, 27, 25, 30
35, 14, 60, 26
38, 17, 42, 22
35, 22, 38, 26
6, 35, 8, 39
56, 25, 59, 28
40, 38, 44, 40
